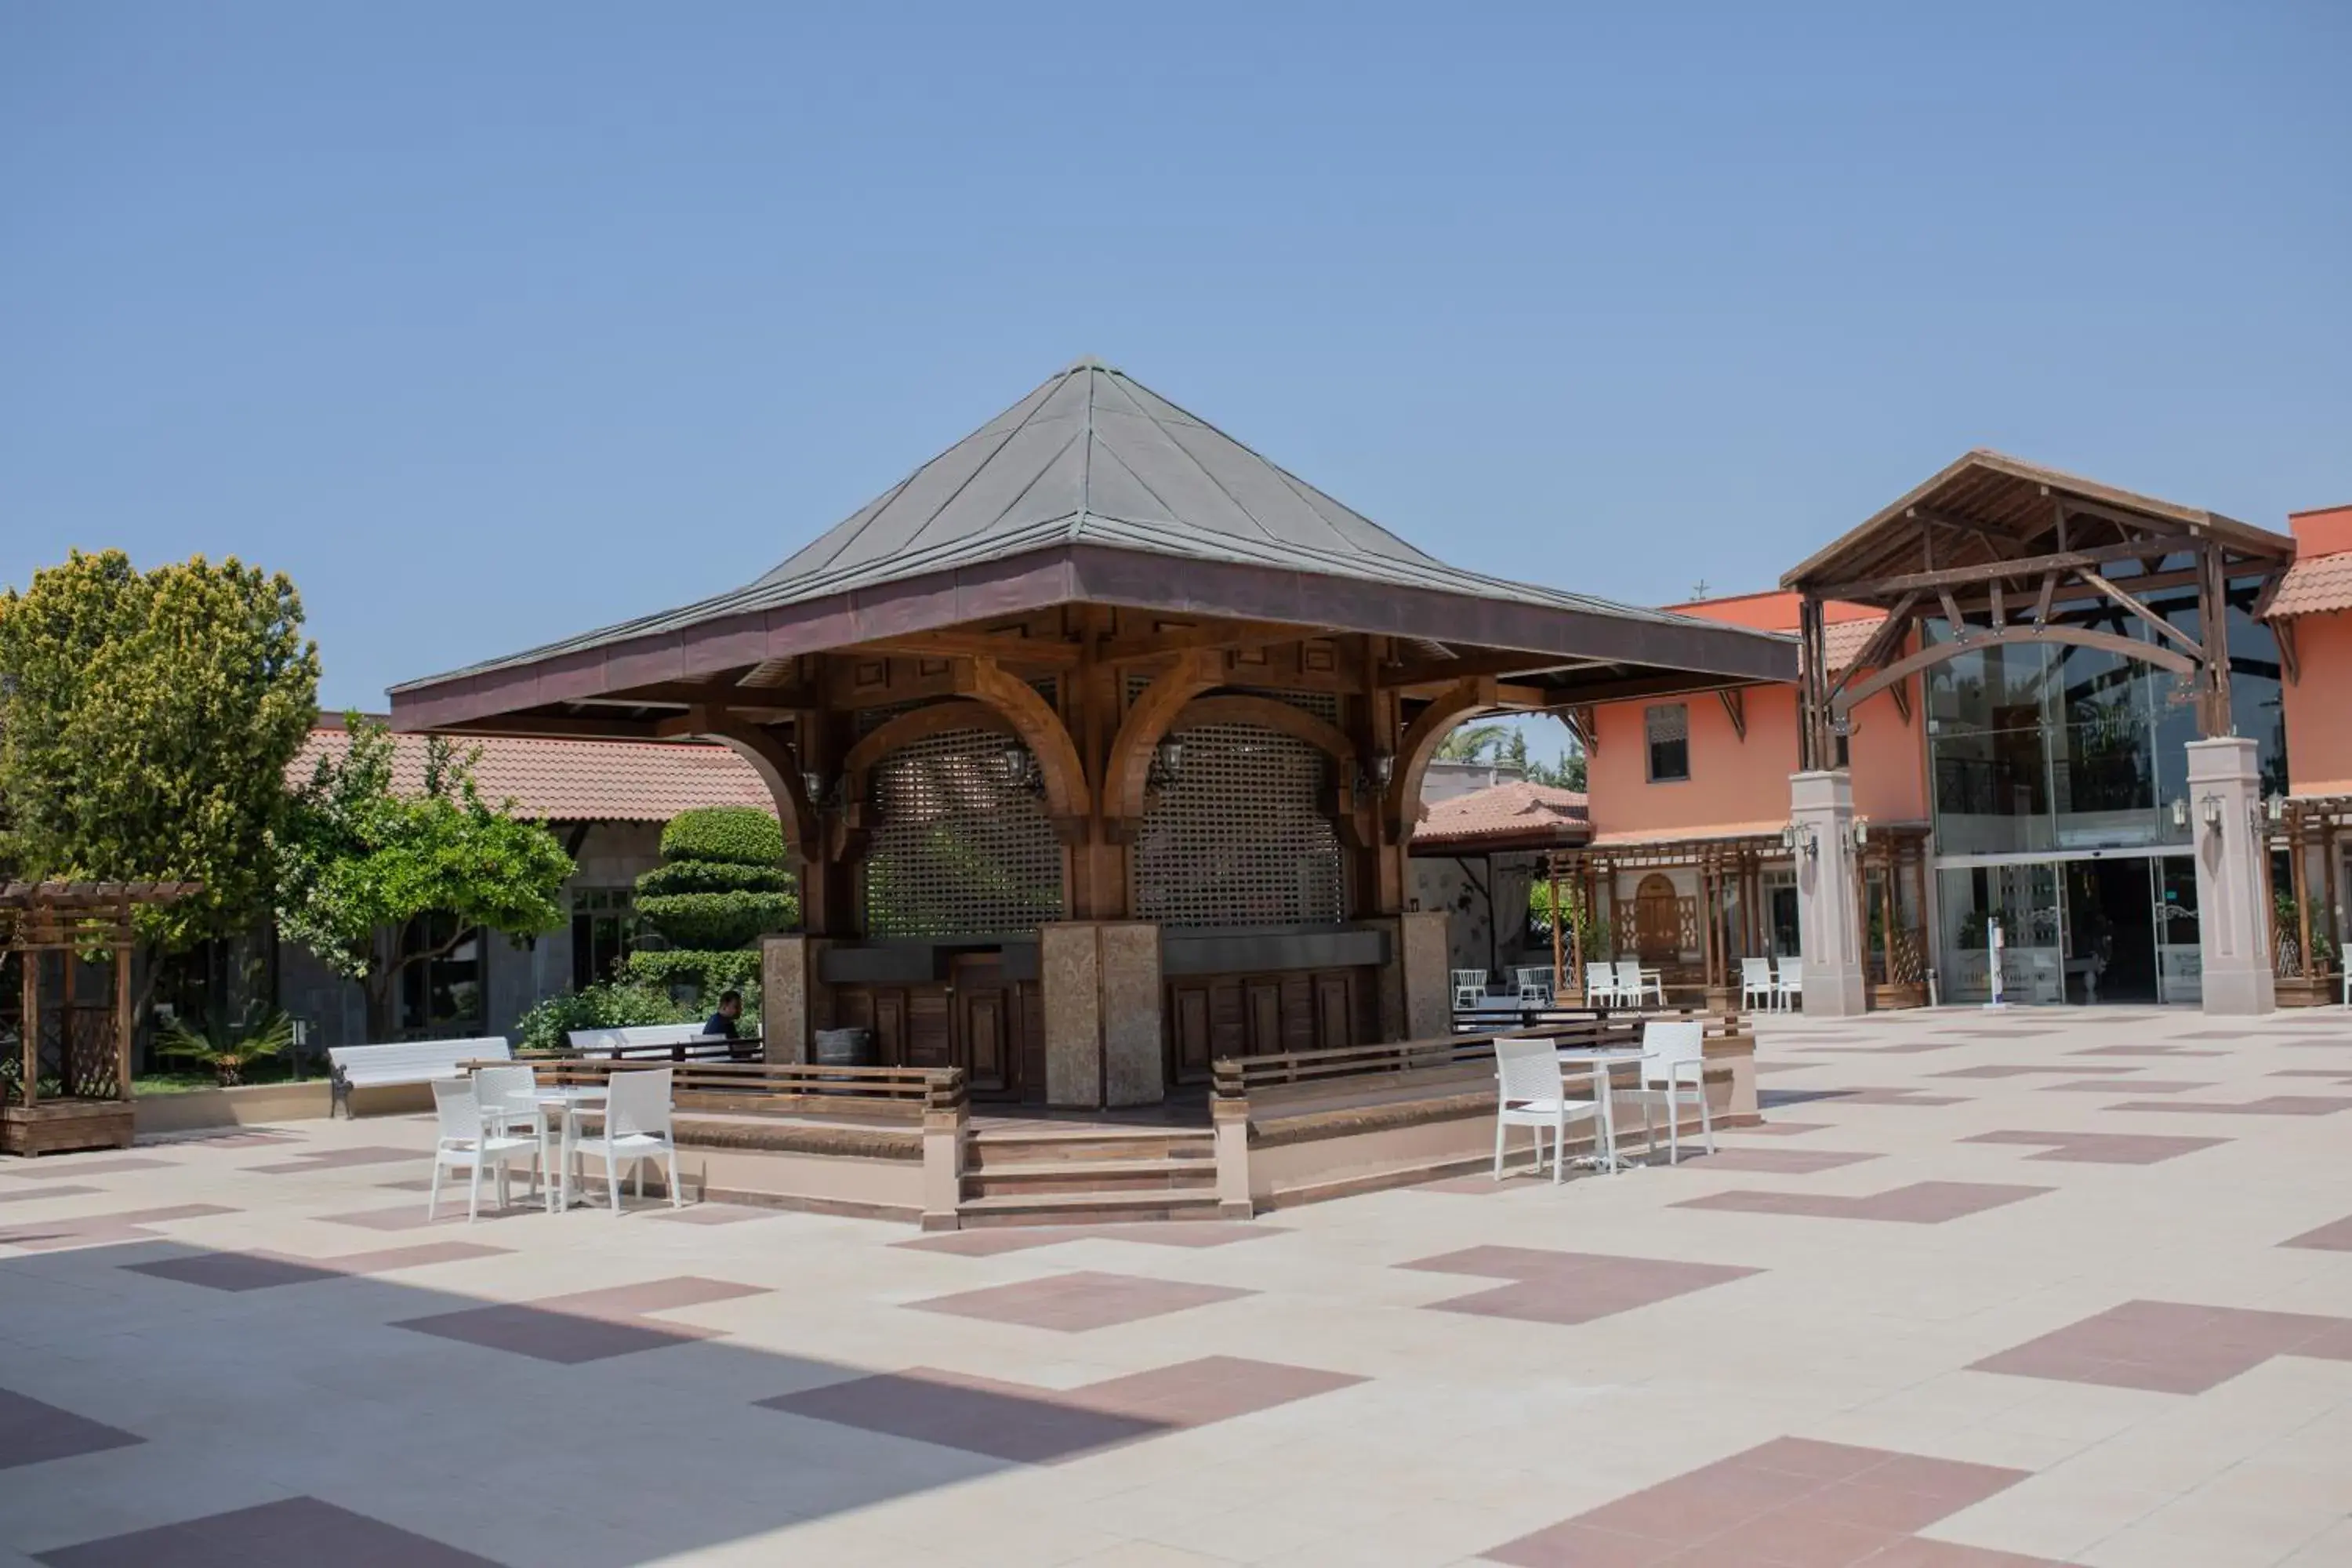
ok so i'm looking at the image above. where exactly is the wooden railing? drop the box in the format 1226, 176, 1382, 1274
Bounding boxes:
1211, 1010, 1742, 1101
557, 1034, 767, 1064
503, 1058, 967, 1122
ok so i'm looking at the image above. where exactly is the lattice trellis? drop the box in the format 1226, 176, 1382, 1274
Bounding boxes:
862, 728, 1066, 937
1131, 720, 1345, 928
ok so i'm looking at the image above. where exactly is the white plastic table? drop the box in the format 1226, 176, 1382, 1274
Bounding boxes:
532, 1086, 609, 1213
1554, 1046, 1642, 1172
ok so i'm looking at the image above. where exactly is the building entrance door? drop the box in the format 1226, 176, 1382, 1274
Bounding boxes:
2061, 860, 2158, 1004
1633, 874, 1680, 964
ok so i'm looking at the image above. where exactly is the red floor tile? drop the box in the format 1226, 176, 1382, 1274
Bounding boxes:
907, 1269, 1253, 1331
1673, 1182, 2051, 1225
2279, 1214, 2352, 1251
1669, 1148, 1881, 1174
1968, 1299, 2352, 1393
34, 1496, 496, 1566
393, 1275, 768, 1363
1961, 1131, 2227, 1164
123, 1240, 505, 1291
0, 1388, 143, 1472
2107, 1095, 2352, 1116
1401, 1247, 1762, 1324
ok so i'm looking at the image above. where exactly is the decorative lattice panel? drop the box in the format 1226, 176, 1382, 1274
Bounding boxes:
862, 728, 1065, 937
1131, 720, 1345, 928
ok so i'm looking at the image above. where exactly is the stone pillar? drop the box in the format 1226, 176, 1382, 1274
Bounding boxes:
1098, 922, 1165, 1108
1397, 909, 1453, 1040
1038, 921, 1167, 1109
1791, 770, 1868, 1017
2187, 738, 2277, 1017
758, 934, 829, 1065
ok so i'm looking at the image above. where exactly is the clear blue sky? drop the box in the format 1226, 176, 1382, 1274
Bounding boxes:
5, 4, 2347, 746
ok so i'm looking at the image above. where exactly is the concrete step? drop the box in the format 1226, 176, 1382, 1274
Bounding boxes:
965, 1129, 1214, 1170
954, 1189, 1228, 1229
960, 1157, 1218, 1200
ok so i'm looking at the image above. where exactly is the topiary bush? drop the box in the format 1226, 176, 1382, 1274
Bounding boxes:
631, 807, 796, 1007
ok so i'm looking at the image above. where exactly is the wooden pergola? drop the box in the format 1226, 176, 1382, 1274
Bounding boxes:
1781, 450, 2297, 769
2270, 795, 2348, 1004
2, 881, 200, 1156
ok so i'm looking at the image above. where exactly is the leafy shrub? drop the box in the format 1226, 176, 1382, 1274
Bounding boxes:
637, 890, 797, 951
155, 1011, 296, 1087
621, 948, 762, 996
515, 981, 693, 1055
634, 857, 791, 898
659, 808, 785, 868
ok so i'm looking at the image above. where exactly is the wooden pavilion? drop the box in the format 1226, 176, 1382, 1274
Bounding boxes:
392, 359, 1792, 1106
3, 882, 200, 1156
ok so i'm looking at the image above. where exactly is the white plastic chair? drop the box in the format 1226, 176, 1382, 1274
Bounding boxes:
1636, 964, 1666, 1006
1514, 967, 1554, 1007
1491, 1038, 1608, 1185
1740, 957, 1775, 1012
1774, 957, 1803, 1012
568, 1066, 683, 1214
1624, 1020, 1712, 1164
1452, 970, 1488, 1011
473, 1063, 546, 1201
1614, 960, 1656, 1008
428, 1079, 539, 1223
1583, 960, 1621, 1007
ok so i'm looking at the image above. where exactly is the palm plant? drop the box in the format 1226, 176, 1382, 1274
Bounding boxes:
155, 1011, 296, 1087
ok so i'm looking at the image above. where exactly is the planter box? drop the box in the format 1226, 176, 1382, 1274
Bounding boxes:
4, 1101, 135, 1156
132, 1079, 333, 1135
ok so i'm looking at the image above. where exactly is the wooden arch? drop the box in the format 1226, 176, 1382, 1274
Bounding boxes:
692, 713, 818, 862
1831, 623, 2198, 717
958, 658, 1091, 837
840, 700, 1017, 807
1101, 650, 1222, 826
1172, 691, 1368, 848
1383, 675, 1500, 842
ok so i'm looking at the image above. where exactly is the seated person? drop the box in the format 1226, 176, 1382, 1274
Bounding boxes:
702, 989, 743, 1038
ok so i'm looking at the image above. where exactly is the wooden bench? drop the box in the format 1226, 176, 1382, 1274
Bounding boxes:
565, 1023, 760, 1063
325, 1036, 512, 1118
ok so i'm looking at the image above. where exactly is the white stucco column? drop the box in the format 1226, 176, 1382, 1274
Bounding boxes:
2186, 738, 2276, 1017
1791, 769, 1868, 1017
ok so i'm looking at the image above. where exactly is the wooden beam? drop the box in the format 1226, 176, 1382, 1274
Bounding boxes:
2075, 570, 2204, 655
1378, 648, 1610, 689
1811, 536, 2205, 601
1539, 671, 1772, 709
854, 632, 1083, 669
2031, 572, 2059, 625
1717, 687, 1748, 743
1833, 623, 2198, 717
1936, 587, 1966, 634
1988, 579, 2005, 629
1096, 617, 1320, 666
588, 677, 818, 709
1824, 593, 1919, 700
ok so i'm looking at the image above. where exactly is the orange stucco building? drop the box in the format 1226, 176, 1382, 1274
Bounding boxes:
1562, 457, 2350, 1013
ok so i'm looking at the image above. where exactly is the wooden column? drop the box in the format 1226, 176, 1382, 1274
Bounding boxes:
1548, 861, 1566, 999
20, 938, 38, 1108
2198, 546, 2235, 737
113, 935, 132, 1100
2291, 808, 2313, 981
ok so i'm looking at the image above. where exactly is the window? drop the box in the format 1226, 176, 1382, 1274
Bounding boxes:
1645, 703, 1690, 782
399, 913, 484, 1036
571, 888, 644, 990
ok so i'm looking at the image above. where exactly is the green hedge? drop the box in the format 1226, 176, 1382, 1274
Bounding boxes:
635, 857, 791, 898
621, 948, 762, 996
659, 807, 785, 868
515, 982, 694, 1054
637, 890, 797, 950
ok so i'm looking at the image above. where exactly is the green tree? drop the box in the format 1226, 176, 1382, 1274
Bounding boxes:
621, 807, 797, 1000
1434, 721, 1512, 763
275, 715, 574, 1040
1526, 750, 1588, 792
0, 549, 320, 974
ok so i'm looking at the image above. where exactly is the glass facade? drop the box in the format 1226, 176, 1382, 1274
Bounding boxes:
1926, 570, 2281, 1004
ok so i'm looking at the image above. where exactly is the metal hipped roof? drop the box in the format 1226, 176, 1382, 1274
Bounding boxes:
394, 359, 1786, 699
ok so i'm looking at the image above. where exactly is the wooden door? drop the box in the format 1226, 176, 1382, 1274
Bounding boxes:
949, 956, 1014, 1098
1169, 982, 1214, 1083
1244, 979, 1283, 1056
1635, 873, 1681, 963
1312, 973, 1353, 1050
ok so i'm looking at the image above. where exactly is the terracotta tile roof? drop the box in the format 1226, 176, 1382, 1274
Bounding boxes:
2265, 551, 2352, 619
290, 728, 775, 823
1585, 820, 1791, 850
1411, 781, 1589, 850
1817, 615, 1888, 673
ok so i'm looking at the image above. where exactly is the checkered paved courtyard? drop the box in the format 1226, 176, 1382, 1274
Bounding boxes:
1, 1007, 2348, 1566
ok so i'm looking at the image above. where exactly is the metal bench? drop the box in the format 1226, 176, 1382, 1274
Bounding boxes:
326, 1036, 512, 1118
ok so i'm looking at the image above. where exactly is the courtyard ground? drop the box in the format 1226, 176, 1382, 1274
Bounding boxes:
0, 1005, 2347, 1566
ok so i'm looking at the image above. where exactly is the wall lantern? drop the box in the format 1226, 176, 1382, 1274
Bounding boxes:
1852, 817, 1870, 848
999, 744, 1039, 793
2169, 797, 2188, 831
2265, 793, 2286, 824
2198, 793, 2223, 830
801, 769, 829, 806
1370, 753, 1396, 788
1146, 738, 1185, 796
1781, 822, 1819, 861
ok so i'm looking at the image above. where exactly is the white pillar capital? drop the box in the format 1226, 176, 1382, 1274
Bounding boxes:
1790, 769, 1869, 1017
2184, 737, 2276, 1016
